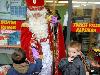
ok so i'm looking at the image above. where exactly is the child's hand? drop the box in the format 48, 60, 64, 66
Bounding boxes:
68, 57, 74, 62
39, 55, 43, 59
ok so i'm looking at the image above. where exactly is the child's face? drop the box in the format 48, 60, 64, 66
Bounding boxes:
68, 47, 79, 58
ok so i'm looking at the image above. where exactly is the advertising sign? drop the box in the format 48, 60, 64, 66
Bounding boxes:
0, 20, 23, 47
0, 0, 26, 20
71, 23, 100, 32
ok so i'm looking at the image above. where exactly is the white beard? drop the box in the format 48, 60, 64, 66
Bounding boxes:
29, 16, 48, 40
28, 9, 53, 75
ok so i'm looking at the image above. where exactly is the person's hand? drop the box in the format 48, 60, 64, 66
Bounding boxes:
21, 22, 29, 27
39, 55, 43, 59
68, 57, 74, 62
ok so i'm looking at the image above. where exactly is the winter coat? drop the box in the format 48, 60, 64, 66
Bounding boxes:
58, 57, 86, 75
6, 59, 42, 75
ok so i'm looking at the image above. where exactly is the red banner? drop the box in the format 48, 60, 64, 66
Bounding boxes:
0, 20, 23, 30
26, 0, 44, 7
71, 23, 100, 32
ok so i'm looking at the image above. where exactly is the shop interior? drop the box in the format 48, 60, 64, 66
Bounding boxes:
0, 0, 100, 75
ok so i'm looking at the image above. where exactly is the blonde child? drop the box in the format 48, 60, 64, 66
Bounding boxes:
58, 41, 86, 75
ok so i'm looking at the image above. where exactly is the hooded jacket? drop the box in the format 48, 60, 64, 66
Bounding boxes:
58, 57, 86, 75
7, 59, 42, 75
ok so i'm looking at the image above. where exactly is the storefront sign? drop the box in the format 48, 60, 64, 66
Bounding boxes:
71, 23, 100, 32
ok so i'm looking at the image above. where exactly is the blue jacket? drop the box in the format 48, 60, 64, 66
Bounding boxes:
7, 59, 42, 75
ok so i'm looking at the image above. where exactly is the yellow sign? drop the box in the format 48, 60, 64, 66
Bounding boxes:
93, 48, 100, 52
71, 23, 100, 32
0, 20, 16, 25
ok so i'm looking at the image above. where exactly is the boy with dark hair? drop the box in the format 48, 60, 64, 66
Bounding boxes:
11, 48, 26, 64
7, 48, 42, 75
58, 41, 86, 75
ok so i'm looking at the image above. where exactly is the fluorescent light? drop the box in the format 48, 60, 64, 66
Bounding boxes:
88, 2, 100, 4
58, 1, 68, 3
73, 5, 80, 7
46, 1, 56, 3
72, 1, 87, 4
48, 4, 65, 6
46, 1, 100, 4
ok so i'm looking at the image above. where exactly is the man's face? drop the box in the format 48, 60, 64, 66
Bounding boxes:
68, 48, 78, 58
32, 12, 42, 18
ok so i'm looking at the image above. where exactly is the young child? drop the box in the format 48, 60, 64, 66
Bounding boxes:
58, 41, 86, 75
6, 48, 42, 75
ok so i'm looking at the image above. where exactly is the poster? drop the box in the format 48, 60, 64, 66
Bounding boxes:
0, 20, 23, 47
0, 0, 26, 20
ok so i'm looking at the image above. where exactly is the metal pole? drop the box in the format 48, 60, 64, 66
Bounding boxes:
66, 0, 72, 45
53, 0, 56, 15
65, 0, 72, 59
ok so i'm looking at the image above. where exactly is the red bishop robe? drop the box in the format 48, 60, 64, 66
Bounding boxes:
21, 27, 33, 62
21, 27, 43, 62
55, 23, 66, 75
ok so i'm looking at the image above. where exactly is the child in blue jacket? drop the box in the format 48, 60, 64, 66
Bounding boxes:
7, 48, 42, 75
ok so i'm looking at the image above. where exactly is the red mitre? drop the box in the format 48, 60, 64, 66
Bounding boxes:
26, 0, 44, 10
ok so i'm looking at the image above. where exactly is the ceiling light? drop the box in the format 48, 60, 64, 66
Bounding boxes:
46, 1, 100, 4
73, 5, 80, 7
58, 1, 68, 3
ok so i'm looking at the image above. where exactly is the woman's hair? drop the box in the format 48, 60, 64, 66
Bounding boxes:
68, 41, 81, 52
11, 48, 26, 64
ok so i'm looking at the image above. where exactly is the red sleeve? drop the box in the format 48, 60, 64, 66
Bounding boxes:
57, 23, 66, 61
36, 41, 43, 55
21, 27, 34, 62
55, 23, 66, 75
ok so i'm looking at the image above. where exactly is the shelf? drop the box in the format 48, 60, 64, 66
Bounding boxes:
0, 45, 21, 48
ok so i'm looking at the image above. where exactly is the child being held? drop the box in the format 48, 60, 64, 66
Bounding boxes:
58, 41, 86, 75
7, 48, 42, 75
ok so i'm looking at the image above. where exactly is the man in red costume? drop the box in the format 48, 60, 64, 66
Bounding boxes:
21, 0, 66, 75
21, 0, 45, 63
21, 0, 54, 74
